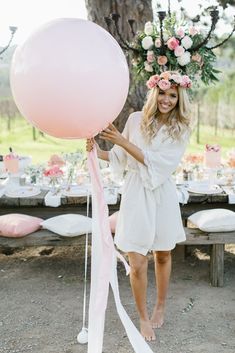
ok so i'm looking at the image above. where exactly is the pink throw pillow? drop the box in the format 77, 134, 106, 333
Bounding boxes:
109, 211, 119, 234
0, 214, 43, 238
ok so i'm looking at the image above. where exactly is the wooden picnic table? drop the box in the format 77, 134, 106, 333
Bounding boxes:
0, 189, 234, 220
0, 189, 235, 287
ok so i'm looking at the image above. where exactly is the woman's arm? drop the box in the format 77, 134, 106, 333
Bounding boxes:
99, 124, 145, 165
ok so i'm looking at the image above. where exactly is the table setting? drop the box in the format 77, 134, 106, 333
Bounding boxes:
0, 146, 235, 206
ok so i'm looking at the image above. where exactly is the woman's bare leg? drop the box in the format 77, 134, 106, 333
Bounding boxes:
151, 250, 172, 328
128, 252, 156, 341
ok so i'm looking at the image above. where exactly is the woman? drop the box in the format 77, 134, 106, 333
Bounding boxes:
86, 71, 192, 342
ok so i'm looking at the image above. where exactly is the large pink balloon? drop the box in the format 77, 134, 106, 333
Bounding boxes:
10, 18, 129, 139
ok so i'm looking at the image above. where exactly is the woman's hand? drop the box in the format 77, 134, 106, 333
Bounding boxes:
99, 124, 126, 147
86, 138, 109, 161
86, 138, 99, 152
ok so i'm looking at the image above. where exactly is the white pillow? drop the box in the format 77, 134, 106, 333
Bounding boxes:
188, 209, 235, 232
41, 214, 92, 237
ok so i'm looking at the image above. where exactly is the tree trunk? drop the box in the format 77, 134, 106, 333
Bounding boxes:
85, 0, 153, 149
32, 127, 36, 141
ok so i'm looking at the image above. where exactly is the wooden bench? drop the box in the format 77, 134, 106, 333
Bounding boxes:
180, 228, 235, 287
0, 227, 234, 287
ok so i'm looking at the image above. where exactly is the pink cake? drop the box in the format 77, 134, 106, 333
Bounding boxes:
3, 153, 19, 174
204, 144, 221, 169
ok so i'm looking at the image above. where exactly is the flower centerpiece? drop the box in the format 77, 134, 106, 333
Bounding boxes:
62, 150, 86, 187
25, 164, 45, 184
132, 12, 220, 86
43, 165, 64, 191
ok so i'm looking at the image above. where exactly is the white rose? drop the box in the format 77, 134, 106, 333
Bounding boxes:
144, 22, 154, 36
144, 61, 153, 72
177, 51, 191, 66
141, 36, 154, 50
170, 74, 182, 84
174, 45, 185, 57
181, 35, 193, 49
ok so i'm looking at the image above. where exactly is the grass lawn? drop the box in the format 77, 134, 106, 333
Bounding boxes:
0, 116, 234, 164
0, 116, 85, 163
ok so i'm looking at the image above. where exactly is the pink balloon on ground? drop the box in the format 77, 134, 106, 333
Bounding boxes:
10, 18, 129, 139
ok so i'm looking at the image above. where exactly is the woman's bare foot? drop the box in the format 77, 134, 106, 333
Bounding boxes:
151, 306, 164, 328
140, 319, 156, 341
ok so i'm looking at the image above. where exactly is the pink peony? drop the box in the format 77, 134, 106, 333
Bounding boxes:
176, 27, 185, 38
158, 79, 171, 91
157, 55, 168, 65
160, 71, 171, 80
146, 74, 160, 89
174, 45, 185, 57
180, 75, 192, 88
167, 37, 179, 50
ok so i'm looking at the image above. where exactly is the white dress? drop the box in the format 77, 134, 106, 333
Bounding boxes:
108, 111, 189, 256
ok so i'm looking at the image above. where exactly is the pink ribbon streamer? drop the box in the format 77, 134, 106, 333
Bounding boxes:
87, 147, 154, 353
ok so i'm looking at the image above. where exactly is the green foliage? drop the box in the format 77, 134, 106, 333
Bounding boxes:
131, 11, 222, 86
0, 116, 85, 163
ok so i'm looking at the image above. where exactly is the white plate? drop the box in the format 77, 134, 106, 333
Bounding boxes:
5, 186, 41, 198
186, 184, 222, 195
62, 185, 90, 197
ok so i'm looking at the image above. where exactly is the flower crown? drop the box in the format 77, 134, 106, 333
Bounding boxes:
146, 71, 192, 90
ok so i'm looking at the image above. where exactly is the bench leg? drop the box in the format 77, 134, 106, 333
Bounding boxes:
210, 244, 224, 287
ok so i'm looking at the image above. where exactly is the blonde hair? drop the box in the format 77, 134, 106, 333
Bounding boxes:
141, 85, 191, 143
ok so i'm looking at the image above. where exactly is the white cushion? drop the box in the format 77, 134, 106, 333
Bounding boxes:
41, 214, 92, 237
188, 209, 235, 232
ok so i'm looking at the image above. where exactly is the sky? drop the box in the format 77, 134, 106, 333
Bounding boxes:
0, 0, 234, 47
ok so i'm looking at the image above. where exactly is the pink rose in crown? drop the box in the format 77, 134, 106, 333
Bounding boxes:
180, 75, 192, 88
158, 79, 171, 91
160, 71, 171, 80
157, 55, 168, 65
167, 37, 179, 50
146, 74, 160, 89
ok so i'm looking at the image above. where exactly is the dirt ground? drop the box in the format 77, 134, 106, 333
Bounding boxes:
0, 242, 234, 353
